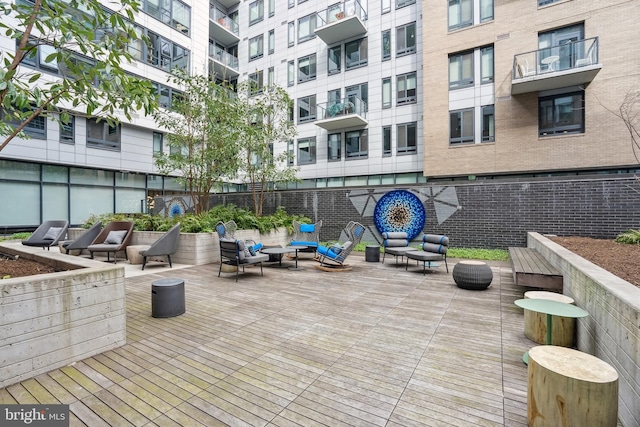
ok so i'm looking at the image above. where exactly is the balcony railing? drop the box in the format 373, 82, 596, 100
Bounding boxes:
314, 0, 367, 46
315, 97, 368, 131
208, 44, 239, 70
209, 7, 239, 36
512, 37, 601, 95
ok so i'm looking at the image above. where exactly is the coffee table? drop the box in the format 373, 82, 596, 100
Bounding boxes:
515, 298, 589, 364
261, 246, 307, 270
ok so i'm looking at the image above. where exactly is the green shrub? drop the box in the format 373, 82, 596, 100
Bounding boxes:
615, 229, 640, 244
0, 232, 32, 242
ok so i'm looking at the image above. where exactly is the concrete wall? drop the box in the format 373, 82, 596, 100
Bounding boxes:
211, 174, 640, 249
0, 243, 126, 388
528, 232, 640, 427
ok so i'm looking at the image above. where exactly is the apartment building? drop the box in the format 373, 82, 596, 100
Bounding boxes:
423, 0, 639, 179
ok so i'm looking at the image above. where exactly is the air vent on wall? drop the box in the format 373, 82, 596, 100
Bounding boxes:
496, 33, 510, 40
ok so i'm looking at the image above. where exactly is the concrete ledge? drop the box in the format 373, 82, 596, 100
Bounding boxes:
527, 232, 640, 427
0, 242, 126, 388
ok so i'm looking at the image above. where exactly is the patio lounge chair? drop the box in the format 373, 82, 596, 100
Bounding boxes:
316, 221, 365, 270
381, 231, 414, 264
218, 237, 269, 281
140, 223, 181, 270
22, 220, 69, 250
60, 221, 102, 254
87, 221, 134, 263
290, 219, 322, 253
215, 220, 237, 239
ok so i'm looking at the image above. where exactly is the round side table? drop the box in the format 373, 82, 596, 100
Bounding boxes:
453, 260, 493, 290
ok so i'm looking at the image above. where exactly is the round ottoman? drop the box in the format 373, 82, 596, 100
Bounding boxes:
453, 260, 493, 290
151, 278, 185, 318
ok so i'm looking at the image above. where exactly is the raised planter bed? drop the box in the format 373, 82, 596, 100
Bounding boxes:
527, 232, 640, 427
0, 242, 125, 388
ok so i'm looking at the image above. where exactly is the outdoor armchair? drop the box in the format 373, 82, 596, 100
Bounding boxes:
420, 233, 450, 272
140, 223, 181, 270
290, 219, 322, 253
87, 221, 134, 263
218, 237, 269, 281
316, 221, 365, 269
60, 221, 102, 254
22, 220, 69, 250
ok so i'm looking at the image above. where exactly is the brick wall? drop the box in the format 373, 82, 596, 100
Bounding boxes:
212, 175, 640, 249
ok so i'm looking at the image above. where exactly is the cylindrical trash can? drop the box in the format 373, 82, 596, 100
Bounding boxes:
152, 278, 185, 318
365, 245, 380, 262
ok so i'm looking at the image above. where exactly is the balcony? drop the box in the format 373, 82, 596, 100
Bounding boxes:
512, 37, 601, 95
315, 97, 368, 131
314, 0, 367, 46
209, 8, 240, 46
209, 44, 239, 79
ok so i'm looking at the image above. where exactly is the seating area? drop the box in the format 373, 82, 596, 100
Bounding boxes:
87, 221, 134, 263
21, 220, 69, 250
140, 223, 181, 270
316, 221, 365, 270
218, 237, 269, 281
290, 219, 322, 253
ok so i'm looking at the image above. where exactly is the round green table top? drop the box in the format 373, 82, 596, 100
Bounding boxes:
515, 298, 589, 318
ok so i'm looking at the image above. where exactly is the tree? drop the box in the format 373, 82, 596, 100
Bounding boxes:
0, 0, 158, 151
153, 70, 241, 214
236, 80, 298, 216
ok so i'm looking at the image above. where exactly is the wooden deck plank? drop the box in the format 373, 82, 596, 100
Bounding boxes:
509, 247, 563, 290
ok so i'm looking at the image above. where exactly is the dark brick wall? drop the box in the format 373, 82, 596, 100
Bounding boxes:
211, 175, 640, 249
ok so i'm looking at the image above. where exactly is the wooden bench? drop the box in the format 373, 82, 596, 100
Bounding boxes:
508, 247, 563, 291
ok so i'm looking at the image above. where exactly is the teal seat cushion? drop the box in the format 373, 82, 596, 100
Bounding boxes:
317, 245, 340, 259
291, 240, 318, 248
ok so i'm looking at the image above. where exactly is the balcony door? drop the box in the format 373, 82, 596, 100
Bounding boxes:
538, 24, 583, 72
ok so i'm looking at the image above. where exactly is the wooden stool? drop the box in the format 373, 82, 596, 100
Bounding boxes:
528, 346, 618, 427
524, 291, 575, 347
126, 245, 150, 265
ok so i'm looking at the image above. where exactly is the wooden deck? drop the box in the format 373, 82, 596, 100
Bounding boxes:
0, 256, 532, 426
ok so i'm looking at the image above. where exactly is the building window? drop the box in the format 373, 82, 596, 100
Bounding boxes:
298, 14, 317, 43
397, 0, 416, 8
480, 0, 493, 22
396, 22, 416, 56
382, 77, 392, 109
448, 0, 472, 30
328, 133, 341, 161
249, 70, 264, 95
87, 118, 121, 150
288, 140, 294, 165
328, 46, 341, 75
288, 22, 295, 47
249, 34, 264, 61
449, 108, 474, 145
539, 92, 584, 136
147, 32, 190, 72
383, 126, 392, 156
538, 24, 584, 72
397, 122, 417, 154
288, 60, 295, 86
60, 116, 74, 144
153, 132, 163, 154
538, 0, 560, 6
298, 95, 317, 123
346, 83, 368, 112
397, 72, 416, 105
297, 137, 316, 165
2, 107, 46, 139
153, 82, 182, 109
382, 0, 391, 13
298, 54, 316, 82
382, 30, 391, 60
268, 0, 275, 17
482, 105, 495, 142
288, 0, 294, 8
345, 38, 368, 70
346, 129, 368, 158
328, 88, 341, 104
449, 50, 473, 89
249, 0, 264, 25
481, 45, 494, 83
268, 29, 275, 54
145, 0, 191, 35
267, 66, 274, 85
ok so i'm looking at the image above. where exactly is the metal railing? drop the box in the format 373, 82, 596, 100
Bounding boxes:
513, 37, 598, 79
317, 97, 367, 120
316, 0, 367, 27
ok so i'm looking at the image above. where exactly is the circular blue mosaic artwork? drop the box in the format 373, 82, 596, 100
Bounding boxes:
374, 190, 425, 240
167, 197, 187, 218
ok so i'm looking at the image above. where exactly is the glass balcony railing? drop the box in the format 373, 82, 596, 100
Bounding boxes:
513, 37, 599, 79
317, 97, 367, 120
316, 0, 367, 27
208, 44, 239, 70
209, 8, 239, 35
